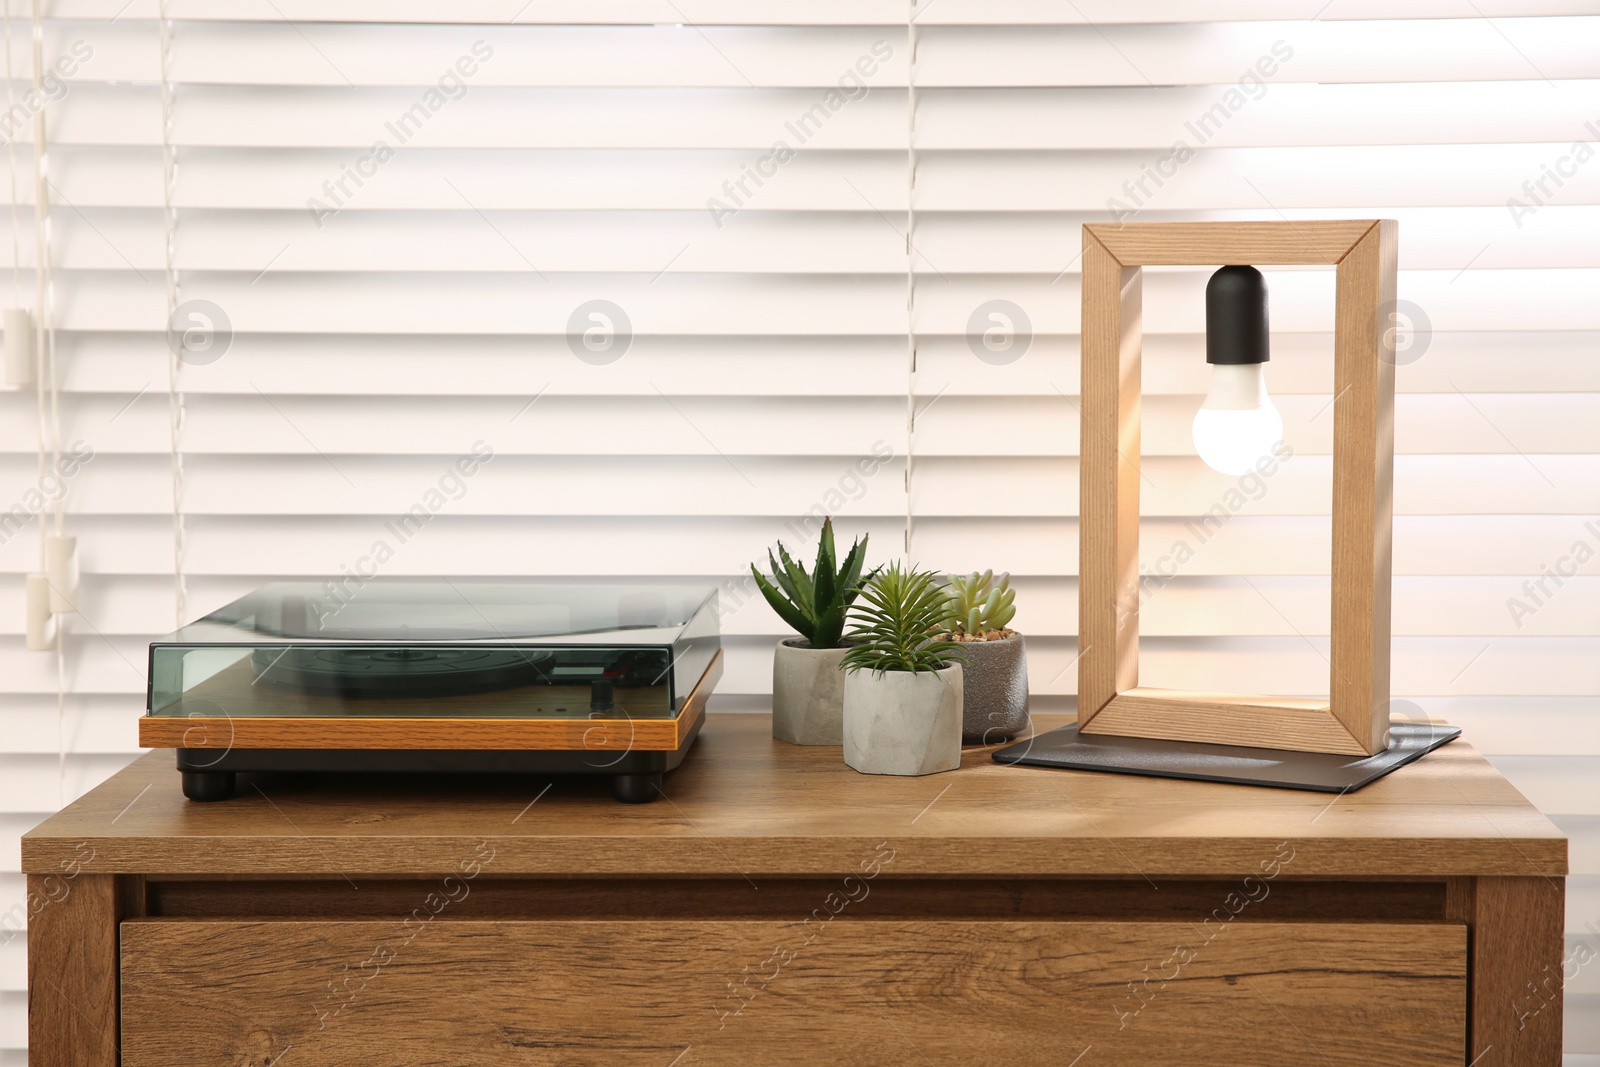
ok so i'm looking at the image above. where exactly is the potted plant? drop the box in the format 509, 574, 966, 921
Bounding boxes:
751, 518, 873, 745
840, 563, 966, 776
944, 570, 1028, 744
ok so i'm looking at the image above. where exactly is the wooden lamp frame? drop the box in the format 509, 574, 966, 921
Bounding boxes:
1077, 220, 1398, 757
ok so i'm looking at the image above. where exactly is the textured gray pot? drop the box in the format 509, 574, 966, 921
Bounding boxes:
772, 639, 849, 745
842, 664, 962, 776
955, 632, 1029, 744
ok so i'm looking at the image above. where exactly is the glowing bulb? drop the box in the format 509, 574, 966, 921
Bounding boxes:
1196, 264, 1281, 475
1191, 362, 1283, 475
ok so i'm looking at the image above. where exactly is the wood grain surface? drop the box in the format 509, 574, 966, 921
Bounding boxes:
1087, 219, 1375, 265
1077, 227, 1143, 722
1447, 876, 1566, 1067
22, 714, 1565, 878
121, 918, 1466, 1067
27, 873, 119, 1067
139, 713, 688, 750
1329, 219, 1398, 754
140, 875, 1449, 923
1090, 687, 1367, 756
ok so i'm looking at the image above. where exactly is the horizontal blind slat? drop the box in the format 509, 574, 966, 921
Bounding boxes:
3, 515, 1593, 578
43, 20, 1600, 88
1, 574, 1593, 639
25, 268, 1600, 332
44, 1, 1600, 24
19, 205, 1600, 273
28, 332, 1600, 397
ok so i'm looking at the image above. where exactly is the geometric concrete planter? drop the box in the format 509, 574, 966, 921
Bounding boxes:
842, 664, 963, 776
954, 632, 1030, 744
772, 639, 849, 745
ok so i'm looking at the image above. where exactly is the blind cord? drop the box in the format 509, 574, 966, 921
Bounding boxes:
4, 0, 18, 306
19, 0, 44, 572
53, 627, 63, 806
6, 0, 46, 578
158, 0, 186, 627
904, 1, 918, 558
23, 0, 63, 801
29, 0, 59, 538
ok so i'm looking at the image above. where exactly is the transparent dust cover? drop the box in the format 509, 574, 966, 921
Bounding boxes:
147, 579, 720, 722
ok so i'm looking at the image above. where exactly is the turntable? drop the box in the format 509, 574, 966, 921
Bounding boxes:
140, 579, 722, 803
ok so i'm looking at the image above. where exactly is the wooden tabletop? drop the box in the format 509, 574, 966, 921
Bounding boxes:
22, 713, 1565, 878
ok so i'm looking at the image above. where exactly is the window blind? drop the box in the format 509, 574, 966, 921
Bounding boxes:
2, 3, 1598, 1058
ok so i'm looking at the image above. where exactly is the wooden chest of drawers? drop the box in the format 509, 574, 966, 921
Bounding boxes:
24, 714, 1565, 1065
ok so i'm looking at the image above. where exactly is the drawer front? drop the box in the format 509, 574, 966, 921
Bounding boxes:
122, 919, 1464, 1066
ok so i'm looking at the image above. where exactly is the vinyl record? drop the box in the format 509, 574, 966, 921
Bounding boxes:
251, 646, 552, 698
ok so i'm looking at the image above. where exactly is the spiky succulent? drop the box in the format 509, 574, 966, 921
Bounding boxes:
945, 570, 1016, 637
751, 518, 873, 649
842, 562, 967, 675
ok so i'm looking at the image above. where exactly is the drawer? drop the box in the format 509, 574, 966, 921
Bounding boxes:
121, 918, 1465, 1066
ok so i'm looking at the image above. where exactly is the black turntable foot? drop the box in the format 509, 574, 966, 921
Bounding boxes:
182, 770, 237, 802
611, 772, 662, 804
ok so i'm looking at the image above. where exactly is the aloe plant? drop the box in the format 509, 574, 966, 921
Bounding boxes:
751, 518, 872, 649
842, 563, 967, 675
945, 570, 1016, 637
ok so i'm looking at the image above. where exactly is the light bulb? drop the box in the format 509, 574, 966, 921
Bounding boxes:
1195, 264, 1281, 475
1192, 362, 1283, 476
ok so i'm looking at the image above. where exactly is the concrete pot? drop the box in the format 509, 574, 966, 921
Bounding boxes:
772, 639, 849, 745
955, 632, 1030, 744
842, 664, 963, 776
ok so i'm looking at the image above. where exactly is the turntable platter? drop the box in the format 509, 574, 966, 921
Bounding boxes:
250, 647, 553, 698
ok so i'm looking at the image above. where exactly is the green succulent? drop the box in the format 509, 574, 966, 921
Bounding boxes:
842, 562, 967, 675
945, 570, 1016, 636
751, 518, 873, 649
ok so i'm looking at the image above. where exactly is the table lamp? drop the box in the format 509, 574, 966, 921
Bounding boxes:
1077, 220, 1397, 757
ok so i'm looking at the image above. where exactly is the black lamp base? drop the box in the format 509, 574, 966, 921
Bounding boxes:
992, 720, 1460, 793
